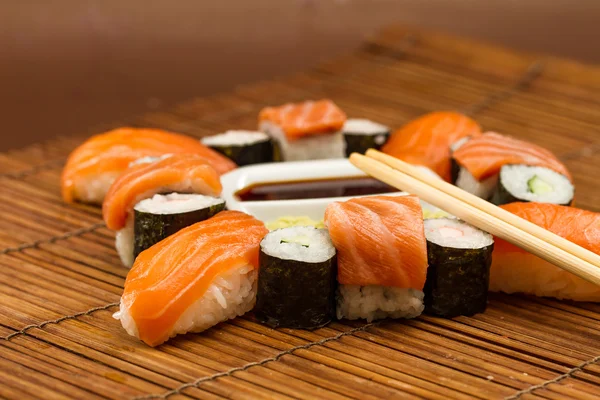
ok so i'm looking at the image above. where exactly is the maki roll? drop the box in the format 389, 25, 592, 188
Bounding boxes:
259, 99, 347, 161
423, 218, 494, 318
133, 193, 225, 259
113, 211, 269, 347
451, 132, 572, 201
342, 118, 390, 156
490, 165, 574, 206
103, 154, 223, 267
201, 130, 275, 166
254, 226, 337, 329
325, 195, 428, 322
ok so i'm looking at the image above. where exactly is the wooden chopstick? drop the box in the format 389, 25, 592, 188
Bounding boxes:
349, 150, 600, 286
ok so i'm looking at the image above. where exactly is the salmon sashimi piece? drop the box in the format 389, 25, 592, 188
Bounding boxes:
491, 202, 600, 301
324, 195, 428, 289
118, 211, 269, 346
452, 132, 571, 181
102, 154, 222, 231
259, 99, 347, 140
382, 111, 482, 181
62, 127, 236, 204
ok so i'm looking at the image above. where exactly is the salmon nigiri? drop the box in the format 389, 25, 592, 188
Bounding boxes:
324, 195, 428, 321
113, 211, 269, 347
451, 132, 573, 204
259, 99, 347, 161
382, 111, 482, 181
62, 127, 236, 204
103, 154, 223, 267
491, 203, 600, 301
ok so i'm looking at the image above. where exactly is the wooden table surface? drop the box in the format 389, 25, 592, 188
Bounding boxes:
0, 26, 599, 400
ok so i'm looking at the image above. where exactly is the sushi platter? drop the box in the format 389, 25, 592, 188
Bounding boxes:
2, 26, 600, 400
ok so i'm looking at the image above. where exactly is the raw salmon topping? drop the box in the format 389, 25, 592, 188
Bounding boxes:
324, 195, 428, 289
61, 127, 236, 203
102, 154, 222, 230
259, 99, 347, 140
452, 132, 571, 181
122, 211, 268, 347
382, 111, 481, 181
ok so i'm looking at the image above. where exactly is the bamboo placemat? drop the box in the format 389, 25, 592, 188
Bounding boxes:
1, 26, 600, 400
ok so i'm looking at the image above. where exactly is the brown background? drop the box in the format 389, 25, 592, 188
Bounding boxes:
2, 0, 599, 151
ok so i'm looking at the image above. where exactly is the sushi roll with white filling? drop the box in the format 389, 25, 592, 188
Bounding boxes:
342, 118, 390, 156
201, 130, 275, 166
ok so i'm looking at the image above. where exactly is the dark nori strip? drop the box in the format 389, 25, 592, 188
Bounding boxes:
133, 199, 225, 259
343, 131, 390, 156
490, 169, 573, 207
254, 247, 337, 329
424, 240, 493, 318
208, 139, 274, 167
450, 158, 461, 185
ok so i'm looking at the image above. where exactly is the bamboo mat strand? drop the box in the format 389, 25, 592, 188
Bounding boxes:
2, 26, 600, 400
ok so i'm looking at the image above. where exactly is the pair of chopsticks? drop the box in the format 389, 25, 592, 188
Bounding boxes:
349, 149, 600, 286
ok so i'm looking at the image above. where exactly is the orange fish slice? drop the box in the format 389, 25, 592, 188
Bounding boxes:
324, 195, 428, 289
259, 99, 346, 140
121, 211, 268, 346
452, 132, 571, 181
102, 154, 222, 231
62, 127, 236, 204
491, 203, 600, 301
382, 111, 482, 181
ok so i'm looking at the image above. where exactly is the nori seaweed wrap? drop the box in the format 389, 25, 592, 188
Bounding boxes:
255, 226, 337, 329
490, 164, 574, 206
423, 218, 494, 318
202, 130, 274, 166
133, 193, 225, 258
343, 118, 390, 156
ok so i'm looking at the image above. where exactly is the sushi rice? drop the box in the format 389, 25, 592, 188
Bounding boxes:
337, 286, 424, 322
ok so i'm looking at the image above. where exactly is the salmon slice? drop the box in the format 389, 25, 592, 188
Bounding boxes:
382, 111, 482, 181
102, 154, 222, 231
324, 195, 428, 289
491, 202, 600, 301
121, 211, 268, 346
259, 99, 347, 140
62, 127, 236, 204
452, 132, 571, 181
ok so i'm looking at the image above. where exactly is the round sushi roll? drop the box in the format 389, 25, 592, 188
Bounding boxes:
343, 118, 390, 156
423, 218, 494, 318
255, 226, 337, 329
201, 130, 274, 166
490, 164, 574, 206
117, 193, 225, 266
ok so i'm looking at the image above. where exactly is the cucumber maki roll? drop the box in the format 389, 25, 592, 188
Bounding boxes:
255, 226, 337, 329
490, 164, 574, 206
201, 130, 274, 166
343, 118, 390, 156
423, 218, 494, 318
132, 193, 225, 259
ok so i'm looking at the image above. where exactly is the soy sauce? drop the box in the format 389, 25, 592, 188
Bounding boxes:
235, 176, 396, 201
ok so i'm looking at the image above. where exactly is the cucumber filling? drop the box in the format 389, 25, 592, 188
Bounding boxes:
527, 175, 554, 195
280, 235, 311, 247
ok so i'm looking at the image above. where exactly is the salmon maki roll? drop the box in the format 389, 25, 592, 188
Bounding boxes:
324, 195, 428, 321
61, 127, 236, 204
382, 111, 482, 181
259, 99, 347, 161
451, 132, 573, 204
103, 154, 223, 267
113, 211, 269, 346
490, 203, 600, 301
